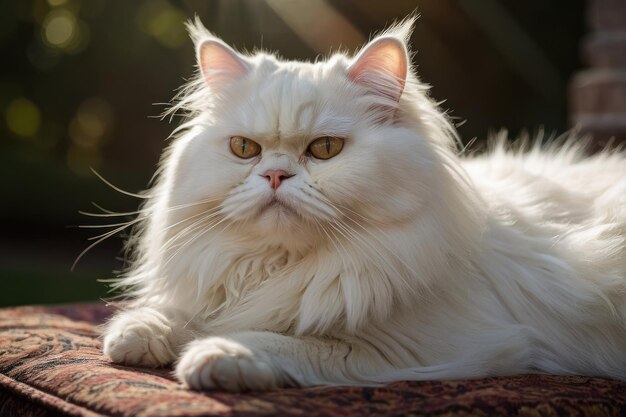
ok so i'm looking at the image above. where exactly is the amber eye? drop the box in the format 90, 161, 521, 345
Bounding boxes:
308, 136, 344, 160
230, 136, 261, 159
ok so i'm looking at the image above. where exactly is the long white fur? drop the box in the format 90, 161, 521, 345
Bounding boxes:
103, 17, 626, 390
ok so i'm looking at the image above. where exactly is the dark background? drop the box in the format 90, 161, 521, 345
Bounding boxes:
0, 0, 587, 306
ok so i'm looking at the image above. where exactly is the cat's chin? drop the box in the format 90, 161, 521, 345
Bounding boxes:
247, 200, 317, 246
256, 201, 299, 227
259, 199, 295, 215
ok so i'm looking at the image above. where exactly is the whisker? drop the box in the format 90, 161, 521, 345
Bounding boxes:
162, 206, 222, 233
163, 215, 232, 270
298, 188, 336, 219
80, 210, 145, 218
161, 209, 223, 250
72, 232, 118, 271
308, 187, 412, 282
91, 168, 151, 199
166, 195, 227, 211
85, 218, 143, 241
337, 209, 420, 279
79, 220, 144, 229
75, 192, 227, 270
334, 218, 414, 291
162, 215, 220, 255
92, 202, 119, 214
79, 196, 223, 236
82, 195, 225, 219
308, 187, 418, 281
323, 222, 358, 275
333, 202, 384, 226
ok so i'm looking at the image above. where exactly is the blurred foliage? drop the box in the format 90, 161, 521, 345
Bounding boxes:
0, 0, 585, 306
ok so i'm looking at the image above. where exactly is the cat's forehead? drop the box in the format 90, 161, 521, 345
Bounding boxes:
223, 54, 357, 142
252, 55, 349, 105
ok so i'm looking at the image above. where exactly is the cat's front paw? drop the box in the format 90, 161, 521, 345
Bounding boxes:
176, 337, 293, 392
103, 307, 176, 368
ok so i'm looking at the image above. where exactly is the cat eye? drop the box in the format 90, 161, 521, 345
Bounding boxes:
230, 136, 261, 159
308, 136, 344, 160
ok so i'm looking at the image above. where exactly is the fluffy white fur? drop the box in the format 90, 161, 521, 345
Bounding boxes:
102, 18, 626, 391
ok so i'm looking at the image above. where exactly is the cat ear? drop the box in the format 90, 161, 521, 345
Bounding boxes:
347, 25, 412, 102
197, 39, 249, 90
188, 18, 249, 90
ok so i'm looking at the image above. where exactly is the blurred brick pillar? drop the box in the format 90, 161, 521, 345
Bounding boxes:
570, 0, 626, 148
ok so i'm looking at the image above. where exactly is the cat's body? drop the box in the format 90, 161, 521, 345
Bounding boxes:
102, 19, 626, 390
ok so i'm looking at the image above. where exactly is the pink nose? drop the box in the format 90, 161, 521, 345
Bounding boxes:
262, 169, 293, 190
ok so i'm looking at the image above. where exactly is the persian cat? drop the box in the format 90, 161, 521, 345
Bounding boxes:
102, 18, 626, 391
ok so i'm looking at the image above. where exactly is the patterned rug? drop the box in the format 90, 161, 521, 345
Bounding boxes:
0, 303, 624, 417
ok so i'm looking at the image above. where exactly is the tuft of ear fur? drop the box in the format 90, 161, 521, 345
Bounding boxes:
186, 17, 249, 91
347, 17, 415, 102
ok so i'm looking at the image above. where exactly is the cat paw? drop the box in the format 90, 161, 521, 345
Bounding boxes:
103, 307, 176, 368
176, 337, 288, 392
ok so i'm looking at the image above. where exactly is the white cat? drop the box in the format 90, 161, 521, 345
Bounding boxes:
102, 17, 626, 391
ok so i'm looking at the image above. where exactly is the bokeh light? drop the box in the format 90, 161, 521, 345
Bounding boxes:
69, 97, 114, 149
137, 0, 187, 48
66, 97, 113, 176
5, 98, 41, 138
41, 8, 89, 53
42, 9, 76, 48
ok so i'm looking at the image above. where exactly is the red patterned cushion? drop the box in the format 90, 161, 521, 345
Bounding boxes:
0, 303, 624, 417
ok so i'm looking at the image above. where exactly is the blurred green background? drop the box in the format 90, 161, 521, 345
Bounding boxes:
1, 0, 585, 307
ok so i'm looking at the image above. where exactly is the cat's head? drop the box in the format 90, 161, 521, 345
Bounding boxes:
162, 18, 458, 250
